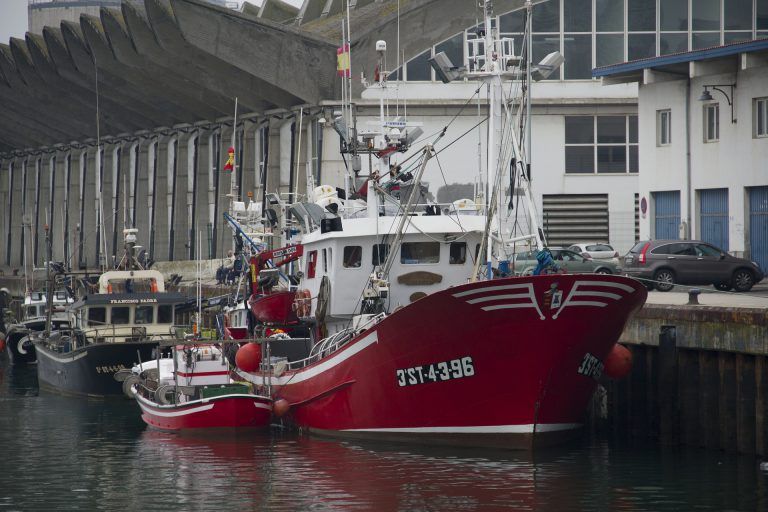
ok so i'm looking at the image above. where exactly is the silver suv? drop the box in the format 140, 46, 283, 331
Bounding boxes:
622, 240, 764, 292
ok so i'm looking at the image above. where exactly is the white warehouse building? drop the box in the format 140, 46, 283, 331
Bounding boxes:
344, 0, 768, 260
594, 39, 768, 272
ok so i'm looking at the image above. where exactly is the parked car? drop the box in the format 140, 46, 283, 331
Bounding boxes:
567, 243, 620, 264
511, 247, 619, 275
622, 240, 764, 292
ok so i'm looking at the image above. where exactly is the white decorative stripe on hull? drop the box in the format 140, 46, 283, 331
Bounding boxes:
341, 423, 582, 434
453, 283, 545, 319
253, 402, 272, 410
36, 350, 88, 363
137, 400, 215, 417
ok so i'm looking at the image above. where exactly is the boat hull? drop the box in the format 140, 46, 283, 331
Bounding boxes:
249, 291, 298, 324
35, 341, 157, 397
136, 393, 272, 431
253, 274, 646, 448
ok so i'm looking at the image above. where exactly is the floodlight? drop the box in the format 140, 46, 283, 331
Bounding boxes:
531, 51, 564, 81
428, 52, 462, 84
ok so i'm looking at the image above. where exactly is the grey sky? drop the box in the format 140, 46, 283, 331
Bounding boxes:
0, 0, 28, 42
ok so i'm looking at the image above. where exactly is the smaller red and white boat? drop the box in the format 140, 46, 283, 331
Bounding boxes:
119, 343, 272, 432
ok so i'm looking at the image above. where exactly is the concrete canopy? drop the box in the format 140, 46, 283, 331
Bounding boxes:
1, 0, 529, 154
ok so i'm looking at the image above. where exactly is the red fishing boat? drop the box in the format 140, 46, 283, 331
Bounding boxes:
121, 343, 272, 432
235, 1, 645, 448
242, 274, 644, 447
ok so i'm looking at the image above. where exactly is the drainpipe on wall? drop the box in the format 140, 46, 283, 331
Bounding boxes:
685, 77, 692, 240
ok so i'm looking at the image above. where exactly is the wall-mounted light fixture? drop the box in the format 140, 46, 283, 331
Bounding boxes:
699, 83, 736, 123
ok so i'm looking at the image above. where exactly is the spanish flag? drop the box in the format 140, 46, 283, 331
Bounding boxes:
337, 43, 350, 77
223, 146, 235, 172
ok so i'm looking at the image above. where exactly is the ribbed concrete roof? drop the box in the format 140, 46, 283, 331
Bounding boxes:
0, 0, 527, 155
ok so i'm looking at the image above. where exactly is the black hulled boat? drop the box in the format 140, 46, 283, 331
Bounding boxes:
33, 229, 187, 397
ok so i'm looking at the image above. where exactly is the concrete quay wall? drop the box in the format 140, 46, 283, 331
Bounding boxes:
599, 304, 768, 456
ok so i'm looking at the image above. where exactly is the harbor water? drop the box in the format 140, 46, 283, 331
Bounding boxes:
1, 358, 765, 512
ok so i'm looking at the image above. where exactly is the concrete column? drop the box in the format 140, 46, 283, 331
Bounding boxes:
77, 150, 97, 270
108, 145, 127, 266
206, 131, 222, 259
32, 157, 44, 268
94, 146, 106, 269
133, 141, 151, 258
165, 136, 179, 261
183, 132, 198, 261
20, 159, 30, 270
4, 160, 15, 266
61, 152, 74, 270
49, 154, 66, 263
146, 139, 159, 262
153, 137, 172, 263
241, 124, 258, 205
219, 126, 237, 258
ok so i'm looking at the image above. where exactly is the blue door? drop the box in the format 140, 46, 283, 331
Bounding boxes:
699, 188, 729, 251
653, 191, 680, 240
749, 186, 768, 273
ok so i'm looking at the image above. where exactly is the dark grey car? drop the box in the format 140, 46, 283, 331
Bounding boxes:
622, 240, 765, 292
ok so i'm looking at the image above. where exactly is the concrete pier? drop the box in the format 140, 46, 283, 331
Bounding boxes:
598, 300, 768, 456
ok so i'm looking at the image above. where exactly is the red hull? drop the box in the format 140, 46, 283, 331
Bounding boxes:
136, 394, 272, 431
248, 274, 646, 448
249, 291, 298, 324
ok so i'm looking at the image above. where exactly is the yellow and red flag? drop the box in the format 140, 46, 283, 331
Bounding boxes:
337, 43, 350, 77
223, 146, 235, 172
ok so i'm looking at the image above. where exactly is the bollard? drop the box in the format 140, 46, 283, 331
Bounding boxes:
687, 288, 701, 305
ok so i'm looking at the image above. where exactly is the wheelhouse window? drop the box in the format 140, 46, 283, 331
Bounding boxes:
704, 103, 719, 142
343, 246, 362, 268
657, 110, 671, 146
158, 305, 173, 324
110, 306, 130, 325
372, 244, 389, 266
307, 250, 318, 278
87, 307, 106, 326
135, 305, 154, 325
449, 242, 467, 264
755, 98, 768, 138
401, 242, 440, 264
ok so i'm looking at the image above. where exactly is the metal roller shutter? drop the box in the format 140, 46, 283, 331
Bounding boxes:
652, 191, 680, 240
542, 194, 609, 246
749, 186, 768, 273
699, 188, 729, 251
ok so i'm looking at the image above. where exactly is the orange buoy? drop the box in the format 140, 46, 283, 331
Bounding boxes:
603, 343, 633, 379
273, 398, 290, 417
235, 342, 262, 373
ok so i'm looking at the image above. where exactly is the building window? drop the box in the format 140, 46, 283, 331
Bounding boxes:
704, 103, 720, 142
565, 115, 639, 174
657, 110, 671, 146
755, 98, 768, 138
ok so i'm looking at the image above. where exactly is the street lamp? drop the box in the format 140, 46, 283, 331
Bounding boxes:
699, 83, 736, 123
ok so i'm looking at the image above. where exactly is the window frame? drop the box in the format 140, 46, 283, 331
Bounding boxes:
754, 97, 768, 138
565, 115, 639, 174
657, 109, 671, 146
704, 103, 720, 142
400, 242, 441, 265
